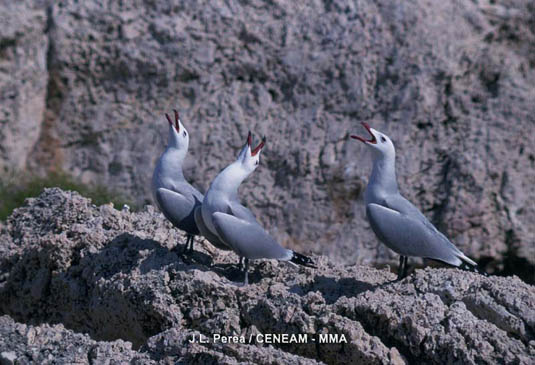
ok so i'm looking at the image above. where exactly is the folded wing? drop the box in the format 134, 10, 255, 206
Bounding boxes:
212, 212, 292, 260
366, 203, 464, 266
194, 207, 232, 250
227, 201, 259, 225
155, 188, 198, 234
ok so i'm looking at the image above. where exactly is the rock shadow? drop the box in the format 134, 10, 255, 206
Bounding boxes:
290, 275, 377, 304
0, 232, 218, 350
77, 233, 213, 279
210, 262, 263, 285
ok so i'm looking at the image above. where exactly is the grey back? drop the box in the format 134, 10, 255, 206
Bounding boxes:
212, 212, 292, 260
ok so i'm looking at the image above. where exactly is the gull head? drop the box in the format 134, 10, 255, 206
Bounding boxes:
236, 131, 266, 174
165, 109, 189, 151
351, 122, 395, 159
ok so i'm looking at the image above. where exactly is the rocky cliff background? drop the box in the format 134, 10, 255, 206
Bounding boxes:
1, 0, 534, 281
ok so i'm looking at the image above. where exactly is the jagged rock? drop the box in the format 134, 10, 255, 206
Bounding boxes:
0, 0, 534, 277
0, 315, 153, 364
0, 188, 533, 364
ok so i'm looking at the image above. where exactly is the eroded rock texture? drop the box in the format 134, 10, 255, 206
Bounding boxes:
0, 1, 48, 172
0, 189, 533, 364
0, 0, 534, 279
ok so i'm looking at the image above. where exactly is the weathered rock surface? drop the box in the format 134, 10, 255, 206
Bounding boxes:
0, 315, 152, 365
0, 0, 534, 278
0, 0, 48, 173
0, 188, 533, 364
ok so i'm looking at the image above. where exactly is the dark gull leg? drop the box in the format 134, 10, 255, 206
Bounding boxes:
243, 258, 249, 285
188, 235, 195, 252
402, 256, 409, 279
397, 255, 406, 280
178, 234, 193, 255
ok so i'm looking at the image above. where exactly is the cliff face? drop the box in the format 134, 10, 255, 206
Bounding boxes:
0, 1, 48, 172
1, 0, 534, 275
0, 189, 533, 364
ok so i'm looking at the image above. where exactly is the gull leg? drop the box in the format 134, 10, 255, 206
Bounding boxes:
397, 255, 406, 280
243, 258, 249, 285
178, 234, 193, 255
188, 235, 195, 252
185, 234, 192, 253
402, 256, 409, 279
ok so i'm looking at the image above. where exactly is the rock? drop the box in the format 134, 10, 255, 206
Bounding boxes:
0, 188, 533, 363
0, 315, 153, 364
0, 0, 533, 280
0, 351, 17, 365
0, 0, 48, 173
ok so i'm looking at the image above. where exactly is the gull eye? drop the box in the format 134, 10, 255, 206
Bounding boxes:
183, 131, 187, 137
380, 136, 386, 143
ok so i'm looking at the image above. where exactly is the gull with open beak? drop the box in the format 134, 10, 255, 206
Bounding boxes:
198, 132, 316, 284
352, 123, 479, 280
152, 110, 204, 253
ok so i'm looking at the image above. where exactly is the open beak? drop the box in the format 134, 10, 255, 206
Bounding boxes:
351, 122, 376, 144
165, 110, 180, 132
251, 136, 266, 156
247, 131, 252, 147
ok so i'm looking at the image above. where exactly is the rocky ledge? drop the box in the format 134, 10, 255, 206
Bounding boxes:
0, 188, 533, 364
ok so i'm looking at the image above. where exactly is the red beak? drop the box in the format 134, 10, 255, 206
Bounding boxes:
251, 136, 266, 156
247, 131, 252, 147
351, 122, 376, 144
165, 110, 180, 132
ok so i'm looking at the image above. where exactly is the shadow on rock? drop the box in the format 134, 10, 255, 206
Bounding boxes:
0, 231, 218, 349
210, 263, 263, 285
82, 233, 214, 279
290, 275, 378, 304
174, 248, 214, 269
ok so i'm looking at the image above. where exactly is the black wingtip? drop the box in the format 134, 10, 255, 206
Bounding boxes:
290, 252, 316, 269
459, 261, 489, 277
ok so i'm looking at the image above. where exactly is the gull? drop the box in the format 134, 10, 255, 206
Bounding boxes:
352, 122, 478, 280
200, 132, 316, 284
152, 110, 203, 253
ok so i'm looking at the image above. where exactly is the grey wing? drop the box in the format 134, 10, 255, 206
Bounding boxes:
383, 195, 476, 265
156, 188, 194, 226
366, 203, 463, 266
182, 182, 204, 204
227, 201, 259, 225
194, 206, 232, 251
383, 194, 428, 221
211, 212, 292, 260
